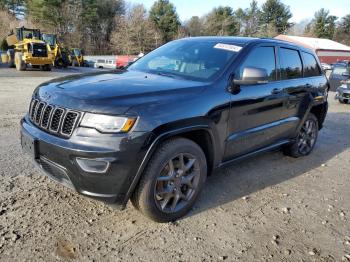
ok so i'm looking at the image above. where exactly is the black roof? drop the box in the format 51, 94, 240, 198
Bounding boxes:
182, 36, 258, 44
180, 36, 313, 53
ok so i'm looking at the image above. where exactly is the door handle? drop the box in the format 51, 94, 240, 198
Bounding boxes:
271, 88, 283, 94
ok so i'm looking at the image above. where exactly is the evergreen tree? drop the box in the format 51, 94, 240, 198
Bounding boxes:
260, 0, 293, 36
308, 8, 337, 39
203, 6, 238, 36
27, 0, 66, 33
149, 0, 180, 43
236, 0, 261, 36
334, 14, 350, 45
26, 0, 124, 54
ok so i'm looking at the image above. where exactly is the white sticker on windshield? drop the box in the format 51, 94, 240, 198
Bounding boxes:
214, 43, 242, 52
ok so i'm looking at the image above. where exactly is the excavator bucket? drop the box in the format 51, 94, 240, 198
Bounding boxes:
6, 34, 18, 46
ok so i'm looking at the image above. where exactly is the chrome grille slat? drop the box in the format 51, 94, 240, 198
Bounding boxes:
28, 98, 80, 138
30, 99, 39, 121
41, 105, 53, 128
50, 108, 65, 132
35, 102, 45, 124
61, 111, 79, 136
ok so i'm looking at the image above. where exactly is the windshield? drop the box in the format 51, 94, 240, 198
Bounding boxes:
73, 49, 81, 56
129, 40, 241, 81
17, 28, 41, 40
42, 34, 56, 47
333, 66, 349, 75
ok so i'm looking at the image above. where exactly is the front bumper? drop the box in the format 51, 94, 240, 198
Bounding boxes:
21, 116, 150, 207
335, 90, 350, 100
335, 85, 350, 99
24, 55, 53, 65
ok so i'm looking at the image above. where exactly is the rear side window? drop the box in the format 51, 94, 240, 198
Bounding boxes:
303, 52, 321, 77
238, 46, 276, 81
279, 48, 302, 80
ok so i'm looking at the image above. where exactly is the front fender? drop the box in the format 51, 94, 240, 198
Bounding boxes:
121, 120, 220, 207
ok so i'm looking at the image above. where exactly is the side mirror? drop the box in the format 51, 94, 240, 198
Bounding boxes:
234, 67, 269, 86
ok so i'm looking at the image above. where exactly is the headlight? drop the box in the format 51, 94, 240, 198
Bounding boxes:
80, 113, 136, 133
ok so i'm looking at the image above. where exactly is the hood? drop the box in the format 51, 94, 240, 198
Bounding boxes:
34, 70, 208, 115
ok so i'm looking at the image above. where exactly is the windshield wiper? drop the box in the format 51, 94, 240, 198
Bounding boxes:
156, 72, 175, 78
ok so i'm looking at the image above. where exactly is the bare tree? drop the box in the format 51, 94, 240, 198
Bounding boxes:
0, 10, 19, 41
111, 4, 160, 55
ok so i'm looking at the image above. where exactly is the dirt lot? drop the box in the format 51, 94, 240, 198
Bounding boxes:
0, 63, 107, 77
0, 69, 349, 262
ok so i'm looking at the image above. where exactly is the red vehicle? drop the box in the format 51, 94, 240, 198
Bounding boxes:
116, 55, 137, 69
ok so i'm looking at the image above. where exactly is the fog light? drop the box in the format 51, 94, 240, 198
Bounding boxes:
76, 158, 110, 173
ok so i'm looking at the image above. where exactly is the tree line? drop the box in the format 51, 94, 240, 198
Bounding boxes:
1, 0, 350, 55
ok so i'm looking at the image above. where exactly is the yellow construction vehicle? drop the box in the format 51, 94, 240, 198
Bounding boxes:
6, 27, 54, 71
70, 48, 85, 67
42, 33, 70, 68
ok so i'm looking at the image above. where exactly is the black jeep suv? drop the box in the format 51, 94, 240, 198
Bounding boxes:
21, 37, 329, 222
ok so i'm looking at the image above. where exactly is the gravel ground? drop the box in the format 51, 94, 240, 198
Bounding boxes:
0, 63, 108, 77
0, 72, 350, 262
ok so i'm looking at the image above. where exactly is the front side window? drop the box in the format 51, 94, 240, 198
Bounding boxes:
280, 48, 303, 80
303, 52, 321, 77
237, 46, 276, 81
129, 40, 241, 81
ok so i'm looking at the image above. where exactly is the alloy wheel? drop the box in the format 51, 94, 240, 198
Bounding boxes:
297, 119, 317, 155
154, 153, 201, 213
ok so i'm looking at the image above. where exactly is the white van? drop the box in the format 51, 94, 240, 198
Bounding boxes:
94, 59, 116, 69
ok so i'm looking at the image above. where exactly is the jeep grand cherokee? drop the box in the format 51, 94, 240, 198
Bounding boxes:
21, 37, 329, 222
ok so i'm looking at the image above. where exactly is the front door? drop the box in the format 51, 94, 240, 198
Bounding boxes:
224, 45, 289, 161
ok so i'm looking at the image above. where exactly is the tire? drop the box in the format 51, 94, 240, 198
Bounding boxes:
54, 58, 63, 68
7, 49, 15, 68
41, 64, 51, 71
283, 113, 318, 158
131, 138, 207, 222
343, 99, 349, 104
72, 60, 78, 67
15, 52, 26, 71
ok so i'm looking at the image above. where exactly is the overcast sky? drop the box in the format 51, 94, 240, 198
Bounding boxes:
129, 0, 349, 23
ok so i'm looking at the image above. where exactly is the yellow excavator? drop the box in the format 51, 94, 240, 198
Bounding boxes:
42, 33, 70, 68
6, 27, 54, 71
70, 48, 85, 67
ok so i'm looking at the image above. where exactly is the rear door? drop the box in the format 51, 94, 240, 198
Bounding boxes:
275, 46, 308, 137
301, 51, 327, 96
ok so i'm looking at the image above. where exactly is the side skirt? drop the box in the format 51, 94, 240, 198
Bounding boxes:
218, 139, 292, 168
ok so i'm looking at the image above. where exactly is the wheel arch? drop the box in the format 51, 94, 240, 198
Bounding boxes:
122, 124, 218, 207
297, 90, 328, 132
310, 102, 328, 130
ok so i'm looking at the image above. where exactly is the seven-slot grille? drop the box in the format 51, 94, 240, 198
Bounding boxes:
29, 99, 80, 138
